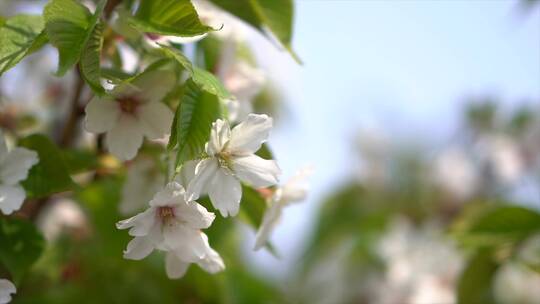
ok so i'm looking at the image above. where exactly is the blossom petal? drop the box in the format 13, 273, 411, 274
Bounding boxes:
233, 155, 280, 188
0, 278, 16, 304
228, 114, 272, 155
132, 69, 176, 102
119, 157, 165, 215
84, 97, 120, 133
175, 160, 197, 189
0, 147, 38, 185
0, 185, 25, 215
280, 166, 313, 203
163, 226, 207, 261
198, 248, 225, 273
138, 101, 174, 140
166, 34, 208, 44
186, 159, 219, 201
165, 252, 190, 279
175, 201, 215, 229
149, 181, 185, 207
116, 208, 156, 237
205, 119, 231, 156
208, 168, 242, 217
105, 114, 144, 161
123, 236, 155, 260
254, 201, 283, 250
197, 234, 225, 273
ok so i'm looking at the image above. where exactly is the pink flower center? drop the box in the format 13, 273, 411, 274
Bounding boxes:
157, 206, 175, 222
117, 96, 140, 114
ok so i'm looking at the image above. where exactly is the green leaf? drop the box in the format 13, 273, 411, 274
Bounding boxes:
454, 206, 540, 247
0, 15, 48, 76
19, 134, 75, 198
209, 0, 299, 62
62, 149, 99, 174
238, 185, 266, 228
80, 22, 105, 95
44, 0, 106, 76
101, 67, 134, 83
172, 79, 221, 166
0, 217, 45, 282
130, 0, 214, 36
255, 143, 273, 160
457, 250, 498, 304
161, 45, 231, 99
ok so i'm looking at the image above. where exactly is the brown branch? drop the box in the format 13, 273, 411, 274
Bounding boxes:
104, 0, 122, 20
59, 69, 85, 148
24, 0, 123, 219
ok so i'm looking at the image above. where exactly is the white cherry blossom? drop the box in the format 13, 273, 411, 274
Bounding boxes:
186, 114, 281, 217
36, 198, 88, 241
476, 135, 524, 184
119, 157, 165, 215
117, 181, 215, 265
375, 218, 462, 304
433, 147, 478, 200
220, 61, 266, 122
494, 262, 540, 304
0, 132, 38, 215
84, 70, 175, 161
254, 167, 312, 250
165, 233, 225, 279
0, 279, 15, 304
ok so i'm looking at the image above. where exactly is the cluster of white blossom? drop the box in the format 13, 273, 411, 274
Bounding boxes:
0, 132, 39, 302
84, 3, 310, 278
374, 218, 463, 304
0, 279, 15, 304
433, 134, 525, 202
108, 107, 309, 278
0, 132, 39, 215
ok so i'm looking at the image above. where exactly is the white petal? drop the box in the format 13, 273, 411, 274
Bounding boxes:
149, 181, 185, 207
166, 34, 208, 44
123, 236, 155, 260
205, 119, 231, 156
233, 155, 280, 188
208, 168, 242, 217
0, 184, 26, 215
116, 208, 156, 237
119, 157, 165, 215
132, 69, 176, 102
165, 252, 190, 279
198, 248, 225, 274
105, 114, 144, 161
0, 279, 16, 304
175, 201, 215, 229
84, 97, 120, 133
279, 166, 313, 204
138, 101, 174, 140
162, 226, 207, 261
175, 160, 197, 189
228, 114, 272, 155
0, 147, 38, 185
223, 61, 265, 103
186, 159, 219, 201
254, 201, 283, 250
196, 233, 225, 273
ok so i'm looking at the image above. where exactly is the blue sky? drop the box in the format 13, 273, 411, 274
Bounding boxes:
246, 0, 540, 279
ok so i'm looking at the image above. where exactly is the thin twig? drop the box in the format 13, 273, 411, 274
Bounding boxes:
59, 69, 85, 148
